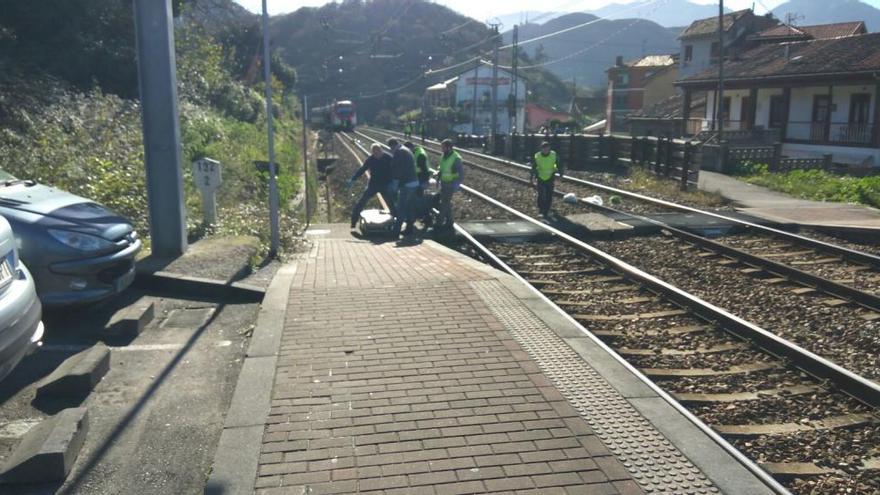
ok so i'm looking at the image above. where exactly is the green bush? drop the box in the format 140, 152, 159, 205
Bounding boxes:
744, 168, 880, 209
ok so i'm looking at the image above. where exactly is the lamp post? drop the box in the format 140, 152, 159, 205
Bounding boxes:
261, 0, 281, 255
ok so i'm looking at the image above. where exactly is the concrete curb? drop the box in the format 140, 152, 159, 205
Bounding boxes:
36, 345, 111, 398
206, 263, 297, 495
425, 239, 777, 495
0, 407, 89, 484
133, 271, 264, 302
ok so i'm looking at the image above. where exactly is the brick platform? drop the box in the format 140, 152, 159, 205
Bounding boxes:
248, 227, 751, 494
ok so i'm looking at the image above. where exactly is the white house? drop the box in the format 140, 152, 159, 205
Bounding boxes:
677, 32, 880, 165
678, 9, 778, 79
426, 63, 526, 135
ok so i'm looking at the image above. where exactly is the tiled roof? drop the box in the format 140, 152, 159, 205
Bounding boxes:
629, 93, 707, 119
679, 9, 752, 39
679, 32, 880, 85
629, 54, 677, 67
753, 21, 866, 41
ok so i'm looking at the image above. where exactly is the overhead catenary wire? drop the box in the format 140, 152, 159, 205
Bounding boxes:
355, 0, 666, 101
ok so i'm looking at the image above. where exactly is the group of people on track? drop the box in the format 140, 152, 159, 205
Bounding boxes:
347, 137, 563, 240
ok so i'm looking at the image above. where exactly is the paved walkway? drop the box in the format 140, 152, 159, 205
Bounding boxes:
698, 170, 880, 230
215, 224, 776, 494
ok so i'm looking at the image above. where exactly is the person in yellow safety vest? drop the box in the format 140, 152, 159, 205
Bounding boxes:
404, 141, 433, 226
434, 139, 464, 231
403, 122, 413, 138
530, 141, 564, 218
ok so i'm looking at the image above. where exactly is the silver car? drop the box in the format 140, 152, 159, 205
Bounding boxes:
0, 215, 43, 381
0, 170, 141, 306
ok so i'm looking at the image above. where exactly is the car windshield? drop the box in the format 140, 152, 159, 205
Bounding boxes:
0, 169, 19, 184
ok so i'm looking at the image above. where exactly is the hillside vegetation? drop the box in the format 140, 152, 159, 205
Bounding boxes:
272, 0, 574, 118
0, 0, 304, 255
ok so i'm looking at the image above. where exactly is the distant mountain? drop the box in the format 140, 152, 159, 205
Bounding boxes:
588, 0, 730, 27
494, 11, 562, 29
504, 13, 680, 87
772, 0, 880, 31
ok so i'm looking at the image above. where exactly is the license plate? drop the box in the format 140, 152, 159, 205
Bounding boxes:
0, 259, 12, 288
114, 267, 135, 293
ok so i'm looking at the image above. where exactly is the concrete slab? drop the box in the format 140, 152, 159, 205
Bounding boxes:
103, 299, 154, 338
204, 425, 263, 495
0, 408, 88, 484
36, 345, 110, 398
628, 397, 777, 494
565, 213, 634, 236
699, 170, 880, 233
457, 220, 552, 241
741, 206, 880, 231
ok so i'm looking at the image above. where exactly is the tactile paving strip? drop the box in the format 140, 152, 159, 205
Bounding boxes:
470, 279, 720, 494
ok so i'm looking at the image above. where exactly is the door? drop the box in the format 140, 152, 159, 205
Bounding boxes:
769, 95, 785, 129
811, 94, 831, 141
740, 96, 752, 130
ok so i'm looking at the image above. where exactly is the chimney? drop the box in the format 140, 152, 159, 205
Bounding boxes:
616, 55, 624, 66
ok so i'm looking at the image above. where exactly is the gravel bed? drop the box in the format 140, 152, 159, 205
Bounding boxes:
691, 392, 870, 425
804, 229, 880, 257
719, 233, 880, 295
594, 236, 880, 382
656, 369, 815, 394
479, 238, 877, 494
733, 425, 880, 468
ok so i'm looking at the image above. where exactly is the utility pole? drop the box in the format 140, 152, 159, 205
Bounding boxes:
511, 25, 519, 134
301, 95, 311, 226
262, 0, 281, 255
471, 59, 480, 135
133, 0, 187, 257
490, 24, 500, 150
715, 0, 725, 144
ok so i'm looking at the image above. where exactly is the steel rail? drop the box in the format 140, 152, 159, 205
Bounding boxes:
338, 131, 791, 494
370, 131, 880, 313
348, 129, 880, 405
363, 126, 880, 269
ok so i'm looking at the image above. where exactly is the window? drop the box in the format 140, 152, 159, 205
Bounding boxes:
769, 95, 786, 128
850, 93, 871, 125
721, 96, 731, 121
710, 42, 720, 59
684, 45, 693, 63
616, 73, 629, 86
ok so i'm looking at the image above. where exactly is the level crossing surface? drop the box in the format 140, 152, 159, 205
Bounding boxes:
235, 224, 777, 494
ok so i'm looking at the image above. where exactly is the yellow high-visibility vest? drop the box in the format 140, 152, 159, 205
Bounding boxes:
534, 150, 557, 181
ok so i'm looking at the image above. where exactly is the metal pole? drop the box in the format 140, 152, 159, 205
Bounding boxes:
302, 95, 311, 226
133, 0, 187, 257
471, 61, 479, 135
490, 25, 500, 150
262, 0, 281, 255
512, 25, 519, 134
716, 0, 725, 144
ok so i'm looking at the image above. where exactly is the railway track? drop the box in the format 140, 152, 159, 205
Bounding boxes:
357, 127, 880, 378
341, 130, 880, 494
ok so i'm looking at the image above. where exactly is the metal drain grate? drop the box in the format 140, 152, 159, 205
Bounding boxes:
470, 279, 719, 494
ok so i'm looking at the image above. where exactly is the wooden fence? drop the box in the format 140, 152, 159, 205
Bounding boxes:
723, 143, 833, 173
456, 133, 701, 191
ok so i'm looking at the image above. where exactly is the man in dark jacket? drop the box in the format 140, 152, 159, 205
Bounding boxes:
405, 141, 433, 227
347, 143, 393, 228
387, 138, 419, 238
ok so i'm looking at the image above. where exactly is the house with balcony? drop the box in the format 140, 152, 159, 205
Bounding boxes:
678, 9, 778, 79
676, 32, 880, 165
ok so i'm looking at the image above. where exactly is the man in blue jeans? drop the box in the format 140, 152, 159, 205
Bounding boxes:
387, 138, 418, 238
347, 143, 393, 228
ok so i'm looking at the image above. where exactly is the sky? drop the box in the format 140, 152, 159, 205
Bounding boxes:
235, 0, 787, 22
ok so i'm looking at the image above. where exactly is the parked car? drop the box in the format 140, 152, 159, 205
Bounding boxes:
0, 215, 43, 381
0, 170, 141, 306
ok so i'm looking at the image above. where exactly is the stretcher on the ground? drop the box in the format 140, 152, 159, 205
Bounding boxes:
357, 209, 394, 236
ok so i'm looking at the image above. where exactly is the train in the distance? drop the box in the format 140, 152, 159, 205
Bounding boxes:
310, 100, 357, 130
